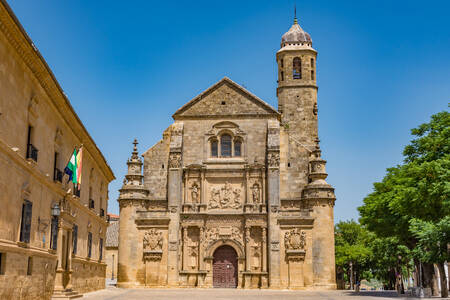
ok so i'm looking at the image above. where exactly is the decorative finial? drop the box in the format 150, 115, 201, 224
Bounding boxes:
294, 4, 298, 24
133, 138, 138, 152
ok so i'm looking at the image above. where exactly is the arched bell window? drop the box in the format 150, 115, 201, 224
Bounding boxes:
220, 134, 232, 157
293, 57, 302, 79
211, 139, 218, 157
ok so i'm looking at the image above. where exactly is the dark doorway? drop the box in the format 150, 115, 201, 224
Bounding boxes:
213, 245, 238, 288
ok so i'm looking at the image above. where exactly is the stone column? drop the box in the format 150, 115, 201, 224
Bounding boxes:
54, 224, 65, 291
267, 120, 281, 288
182, 226, 187, 271
199, 227, 204, 270
262, 227, 267, 272
65, 227, 73, 290
245, 226, 251, 271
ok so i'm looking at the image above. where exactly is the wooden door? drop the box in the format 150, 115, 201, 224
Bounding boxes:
213, 245, 238, 288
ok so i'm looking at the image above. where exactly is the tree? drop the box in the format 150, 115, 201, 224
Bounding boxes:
409, 217, 450, 298
335, 220, 373, 289
358, 108, 449, 296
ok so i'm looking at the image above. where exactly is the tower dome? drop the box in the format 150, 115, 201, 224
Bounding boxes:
281, 17, 312, 47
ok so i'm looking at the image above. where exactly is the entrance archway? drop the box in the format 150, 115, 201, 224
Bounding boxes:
213, 245, 238, 288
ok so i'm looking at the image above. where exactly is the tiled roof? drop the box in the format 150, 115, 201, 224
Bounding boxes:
106, 220, 119, 248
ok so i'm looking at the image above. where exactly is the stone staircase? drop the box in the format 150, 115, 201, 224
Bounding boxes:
51, 289, 83, 299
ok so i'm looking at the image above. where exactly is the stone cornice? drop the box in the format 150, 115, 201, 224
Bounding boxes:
0, 0, 114, 182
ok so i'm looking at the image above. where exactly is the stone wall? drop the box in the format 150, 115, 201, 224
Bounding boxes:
0, 1, 114, 298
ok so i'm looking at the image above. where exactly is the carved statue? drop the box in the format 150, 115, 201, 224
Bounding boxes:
252, 183, 260, 203
190, 182, 200, 204
143, 229, 163, 251
284, 228, 306, 251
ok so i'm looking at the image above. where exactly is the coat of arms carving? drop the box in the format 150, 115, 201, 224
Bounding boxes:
143, 229, 163, 251
284, 228, 306, 251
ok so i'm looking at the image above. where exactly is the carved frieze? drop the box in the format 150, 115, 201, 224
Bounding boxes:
204, 225, 243, 249
208, 182, 242, 209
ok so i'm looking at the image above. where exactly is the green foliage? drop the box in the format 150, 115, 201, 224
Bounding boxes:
409, 216, 450, 264
335, 220, 373, 281
354, 108, 449, 288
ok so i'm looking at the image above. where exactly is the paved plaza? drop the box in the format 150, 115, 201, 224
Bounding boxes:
82, 287, 404, 300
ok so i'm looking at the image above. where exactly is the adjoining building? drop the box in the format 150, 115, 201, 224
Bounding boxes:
117, 16, 336, 289
0, 0, 115, 299
105, 214, 119, 285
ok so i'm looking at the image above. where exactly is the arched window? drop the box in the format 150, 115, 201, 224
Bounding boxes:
234, 140, 242, 157
211, 140, 218, 157
293, 57, 302, 79
220, 135, 232, 157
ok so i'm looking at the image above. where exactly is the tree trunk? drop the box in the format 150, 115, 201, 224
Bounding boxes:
422, 263, 439, 296
437, 263, 448, 298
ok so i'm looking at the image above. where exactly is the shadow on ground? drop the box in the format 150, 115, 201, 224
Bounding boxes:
342, 291, 401, 298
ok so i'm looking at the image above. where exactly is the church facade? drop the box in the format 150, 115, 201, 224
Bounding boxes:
117, 17, 336, 289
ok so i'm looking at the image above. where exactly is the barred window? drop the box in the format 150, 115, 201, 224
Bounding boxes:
234, 141, 242, 157
220, 135, 232, 157
211, 140, 218, 157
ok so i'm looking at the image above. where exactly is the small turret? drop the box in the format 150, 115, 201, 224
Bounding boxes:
118, 139, 149, 203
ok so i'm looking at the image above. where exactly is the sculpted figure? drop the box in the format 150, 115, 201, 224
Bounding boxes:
191, 183, 199, 204
252, 184, 260, 203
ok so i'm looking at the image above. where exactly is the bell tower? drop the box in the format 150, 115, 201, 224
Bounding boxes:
277, 14, 337, 289
277, 14, 318, 199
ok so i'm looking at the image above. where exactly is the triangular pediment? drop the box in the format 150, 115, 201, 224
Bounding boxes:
173, 77, 279, 119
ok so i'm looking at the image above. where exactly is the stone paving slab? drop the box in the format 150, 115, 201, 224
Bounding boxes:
82, 288, 406, 300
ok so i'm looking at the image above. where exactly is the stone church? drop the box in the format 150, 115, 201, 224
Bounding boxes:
117, 16, 336, 289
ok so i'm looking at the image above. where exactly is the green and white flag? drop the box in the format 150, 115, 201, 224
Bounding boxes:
64, 148, 77, 184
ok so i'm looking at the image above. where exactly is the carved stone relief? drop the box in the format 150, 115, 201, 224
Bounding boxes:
251, 183, 261, 204
284, 228, 306, 251
168, 153, 181, 168
267, 152, 280, 168
143, 228, 163, 251
190, 182, 200, 204
208, 182, 242, 209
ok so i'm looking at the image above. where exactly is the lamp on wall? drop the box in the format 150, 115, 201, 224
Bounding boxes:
51, 203, 61, 217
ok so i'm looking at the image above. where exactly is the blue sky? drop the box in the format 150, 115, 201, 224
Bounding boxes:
8, 0, 449, 221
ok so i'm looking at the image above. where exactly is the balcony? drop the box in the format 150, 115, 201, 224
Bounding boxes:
100, 208, 105, 217
26, 144, 38, 162
54, 168, 63, 183
89, 199, 95, 209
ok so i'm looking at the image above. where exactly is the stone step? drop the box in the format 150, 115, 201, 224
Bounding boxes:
51, 290, 83, 299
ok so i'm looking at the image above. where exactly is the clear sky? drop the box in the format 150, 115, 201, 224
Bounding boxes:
7, 0, 449, 221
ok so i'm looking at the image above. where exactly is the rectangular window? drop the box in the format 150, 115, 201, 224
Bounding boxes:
89, 198, 95, 209
311, 70, 315, 80
72, 224, 78, 255
53, 152, 62, 182
87, 232, 92, 258
281, 71, 284, 81
99, 238, 103, 261
26, 126, 38, 162
20, 200, 32, 243
280, 59, 284, 68
27, 256, 32, 276
211, 141, 218, 157
50, 216, 58, 250
311, 58, 314, 68
0, 253, 5, 275
73, 187, 80, 197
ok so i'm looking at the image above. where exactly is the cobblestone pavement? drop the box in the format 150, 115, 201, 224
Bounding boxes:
82, 287, 405, 300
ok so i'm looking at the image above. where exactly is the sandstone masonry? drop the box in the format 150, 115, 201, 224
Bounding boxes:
117, 16, 336, 289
